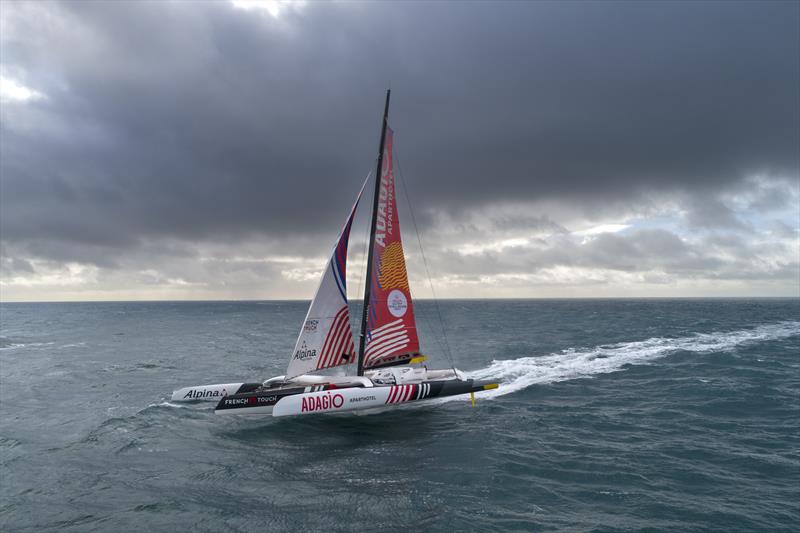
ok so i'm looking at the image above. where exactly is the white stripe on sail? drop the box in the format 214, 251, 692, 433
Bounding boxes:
365, 330, 409, 355
367, 336, 409, 359
368, 325, 405, 345
368, 339, 408, 362
369, 322, 405, 339
365, 337, 410, 364
369, 328, 406, 344
369, 318, 403, 338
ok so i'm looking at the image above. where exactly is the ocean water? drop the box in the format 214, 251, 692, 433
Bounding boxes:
1, 298, 798, 532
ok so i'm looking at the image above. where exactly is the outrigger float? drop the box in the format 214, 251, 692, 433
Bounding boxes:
171, 90, 498, 417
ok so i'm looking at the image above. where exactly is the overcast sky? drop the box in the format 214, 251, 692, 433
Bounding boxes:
1, 0, 798, 301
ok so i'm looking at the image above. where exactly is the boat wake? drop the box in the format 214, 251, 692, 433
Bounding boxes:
463, 321, 800, 401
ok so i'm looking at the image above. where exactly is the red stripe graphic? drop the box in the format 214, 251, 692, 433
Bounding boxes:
331, 334, 355, 367
384, 384, 423, 404
330, 309, 350, 365
386, 386, 397, 404
316, 308, 353, 370
322, 314, 347, 368
316, 309, 342, 368
334, 317, 355, 363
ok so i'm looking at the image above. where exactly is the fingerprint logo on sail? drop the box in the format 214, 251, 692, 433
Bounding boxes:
378, 242, 409, 290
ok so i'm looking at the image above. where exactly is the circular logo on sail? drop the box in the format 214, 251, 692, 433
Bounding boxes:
387, 290, 408, 317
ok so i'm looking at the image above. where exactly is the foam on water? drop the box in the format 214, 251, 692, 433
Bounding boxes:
0, 340, 56, 350
467, 320, 800, 400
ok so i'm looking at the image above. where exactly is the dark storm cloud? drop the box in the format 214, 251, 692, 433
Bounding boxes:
1, 0, 798, 259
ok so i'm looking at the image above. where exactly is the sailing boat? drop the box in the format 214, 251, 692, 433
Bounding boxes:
171, 91, 498, 416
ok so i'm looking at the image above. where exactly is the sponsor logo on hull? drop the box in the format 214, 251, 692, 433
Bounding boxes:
171, 383, 245, 402
301, 392, 345, 413
225, 398, 249, 406
184, 388, 228, 399
348, 395, 377, 404
220, 394, 279, 408
273, 387, 395, 417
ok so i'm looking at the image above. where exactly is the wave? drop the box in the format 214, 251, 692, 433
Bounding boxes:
149, 401, 191, 409
0, 339, 55, 351
464, 321, 800, 400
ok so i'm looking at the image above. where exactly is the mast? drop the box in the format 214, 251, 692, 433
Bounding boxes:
357, 89, 391, 376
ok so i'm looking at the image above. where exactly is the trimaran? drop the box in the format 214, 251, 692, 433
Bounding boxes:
171, 91, 498, 417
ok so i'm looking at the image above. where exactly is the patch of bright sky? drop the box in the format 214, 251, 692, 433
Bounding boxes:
722, 176, 799, 231
623, 214, 685, 235
459, 237, 531, 255
0, 76, 45, 103
572, 224, 630, 236
0, 262, 96, 287
230, 0, 305, 18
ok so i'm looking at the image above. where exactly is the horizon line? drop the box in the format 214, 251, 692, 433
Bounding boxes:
1, 295, 798, 304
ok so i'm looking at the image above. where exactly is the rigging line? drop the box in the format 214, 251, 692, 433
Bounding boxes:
351, 166, 374, 372
393, 151, 448, 362
394, 149, 457, 373
389, 153, 442, 358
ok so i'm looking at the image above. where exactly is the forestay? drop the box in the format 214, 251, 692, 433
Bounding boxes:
363, 128, 421, 369
285, 178, 367, 379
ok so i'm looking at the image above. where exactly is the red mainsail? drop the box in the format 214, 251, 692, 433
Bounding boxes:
363, 128, 420, 369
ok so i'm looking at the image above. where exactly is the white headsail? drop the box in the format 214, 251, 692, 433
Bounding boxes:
285, 177, 368, 379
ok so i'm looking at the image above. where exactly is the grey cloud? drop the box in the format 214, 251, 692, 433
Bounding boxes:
765, 220, 799, 239
1, 0, 798, 260
1, 0, 798, 300
0, 255, 35, 277
488, 214, 569, 235
684, 198, 750, 232
424, 226, 793, 285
